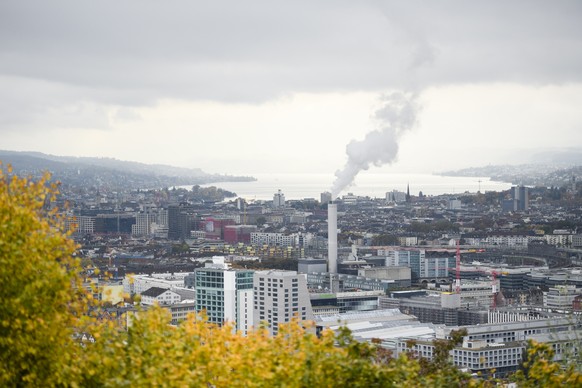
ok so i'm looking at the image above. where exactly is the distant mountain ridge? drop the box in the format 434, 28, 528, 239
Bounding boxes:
0, 150, 255, 190
439, 163, 582, 187
0, 150, 208, 177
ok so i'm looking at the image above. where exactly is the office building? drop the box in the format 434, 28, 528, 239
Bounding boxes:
298, 258, 328, 274
168, 204, 195, 240
379, 249, 453, 281
94, 214, 136, 235
194, 258, 254, 335
307, 272, 410, 292
310, 290, 384, 316
543, 285, 581, 310
132, 212, 157, 236
224, 225, 257, 244
502, 185, 529, 212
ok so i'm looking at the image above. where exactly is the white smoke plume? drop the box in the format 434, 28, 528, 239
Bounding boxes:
331, 91, 420, 197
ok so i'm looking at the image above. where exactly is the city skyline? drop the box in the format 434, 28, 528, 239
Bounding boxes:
1, 1, 582, 177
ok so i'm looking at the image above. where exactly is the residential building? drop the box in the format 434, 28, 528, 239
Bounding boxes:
250, 232, 295, 247
123, 272, 190, 296
140, 287, 181, 306
253, 270, 313, 336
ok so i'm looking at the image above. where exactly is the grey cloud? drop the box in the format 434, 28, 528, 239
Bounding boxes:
0, 0, 581, 130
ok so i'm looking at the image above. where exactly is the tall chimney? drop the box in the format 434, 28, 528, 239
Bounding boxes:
328, 203, 338, 273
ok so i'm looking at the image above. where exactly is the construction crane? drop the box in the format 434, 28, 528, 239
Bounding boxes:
446, 248, 505, 309
464, 266, 504, 309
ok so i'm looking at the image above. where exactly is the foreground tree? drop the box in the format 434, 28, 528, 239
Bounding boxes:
512, 341, 582, 388
0, 167, 88, 385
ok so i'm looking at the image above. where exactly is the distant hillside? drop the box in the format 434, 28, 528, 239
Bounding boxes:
439, 163, 582, 187
0, 150, 255, 190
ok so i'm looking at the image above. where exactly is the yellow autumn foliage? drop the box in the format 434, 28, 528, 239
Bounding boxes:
0, 166, 88, 385
1, 164, 581, 387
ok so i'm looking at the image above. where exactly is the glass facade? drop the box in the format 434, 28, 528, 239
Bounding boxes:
195, 268, 254, 326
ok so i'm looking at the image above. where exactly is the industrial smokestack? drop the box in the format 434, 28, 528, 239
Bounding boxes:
327, 203, 338, 273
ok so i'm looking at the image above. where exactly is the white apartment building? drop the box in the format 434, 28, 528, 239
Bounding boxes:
250, 232, 295, 247
486, 234, 529, 247
544, 233, 572, 247
253, 270, 314, 336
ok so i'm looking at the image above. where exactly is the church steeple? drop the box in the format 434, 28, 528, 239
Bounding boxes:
406, 183, 411, 203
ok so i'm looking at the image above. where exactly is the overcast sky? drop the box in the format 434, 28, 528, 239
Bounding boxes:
1, 1, 582, 176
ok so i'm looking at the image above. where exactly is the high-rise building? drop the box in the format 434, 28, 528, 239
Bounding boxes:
502, 186, 529, 212
132, 212, 157, 236
386, 190, 407, 203
253, 270, 314, 336
320, 191, 332, 204
168, 203, 195, 240
194, 258, 254, 335
273, 189, 285, 208
513, 185, 529, 211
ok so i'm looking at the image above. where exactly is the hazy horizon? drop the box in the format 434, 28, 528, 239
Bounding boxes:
1, 1, 582, 178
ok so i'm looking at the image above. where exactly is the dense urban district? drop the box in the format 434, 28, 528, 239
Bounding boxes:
4, 156, 582, 385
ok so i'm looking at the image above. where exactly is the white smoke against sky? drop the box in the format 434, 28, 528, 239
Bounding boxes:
331, 91, 420, 197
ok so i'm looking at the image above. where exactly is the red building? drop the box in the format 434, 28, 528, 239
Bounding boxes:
224, 225, 257, 244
